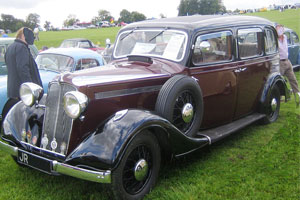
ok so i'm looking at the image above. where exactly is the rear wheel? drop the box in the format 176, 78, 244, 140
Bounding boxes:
261, 85, 280, 124
111, 131, 161, 200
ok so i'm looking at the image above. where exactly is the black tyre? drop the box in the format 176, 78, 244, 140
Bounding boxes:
261, 85, 280, 124
111, 131, 161, 200
155, 75, 203, 137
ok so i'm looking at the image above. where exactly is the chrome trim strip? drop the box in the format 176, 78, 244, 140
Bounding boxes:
0, 140, 111, 183
197, 134, 212, 145
72, 74, 166, 86
21, 141, 66, 158
95, 85, 162, 100
0, 140, 18, 156
53, 161, 111, 183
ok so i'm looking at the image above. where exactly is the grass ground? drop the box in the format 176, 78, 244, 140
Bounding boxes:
9, 27, 121, 50
1, 9, 300, 200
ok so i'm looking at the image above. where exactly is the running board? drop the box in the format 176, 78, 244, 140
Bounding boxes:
196, 113, 266, 145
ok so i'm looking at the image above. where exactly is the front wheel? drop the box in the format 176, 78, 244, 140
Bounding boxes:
260, 85, 280, 124
111, 131, 161, 200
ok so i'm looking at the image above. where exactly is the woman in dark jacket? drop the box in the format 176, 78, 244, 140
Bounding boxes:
2, 27, 42, 120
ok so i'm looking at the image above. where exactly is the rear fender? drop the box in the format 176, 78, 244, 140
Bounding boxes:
259, 72, 290, 111
66, 109, 209, 170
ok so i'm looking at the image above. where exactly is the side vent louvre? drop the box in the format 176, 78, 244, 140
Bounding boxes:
128, 55, 153, 64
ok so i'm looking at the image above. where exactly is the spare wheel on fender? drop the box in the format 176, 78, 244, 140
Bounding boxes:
155, 75, 204, 137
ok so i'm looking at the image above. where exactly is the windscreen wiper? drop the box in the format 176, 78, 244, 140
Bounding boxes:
148, 27, 168, 42
120, 27, 138, 41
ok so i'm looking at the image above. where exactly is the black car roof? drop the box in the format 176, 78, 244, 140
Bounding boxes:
122, 15, 274, 32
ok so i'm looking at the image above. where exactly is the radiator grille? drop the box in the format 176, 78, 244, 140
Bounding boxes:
41, 82, 76, 155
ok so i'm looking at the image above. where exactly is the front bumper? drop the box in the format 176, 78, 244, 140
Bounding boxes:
0, 140, 111, 184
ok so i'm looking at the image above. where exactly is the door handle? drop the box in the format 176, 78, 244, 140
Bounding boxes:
234, 68, 241, 73
234, 67, 247, 73
240, 67, 247, 72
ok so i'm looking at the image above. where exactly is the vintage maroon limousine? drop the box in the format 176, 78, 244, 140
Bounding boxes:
1, 15, 289, 199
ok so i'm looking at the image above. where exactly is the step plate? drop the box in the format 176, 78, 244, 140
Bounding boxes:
197, 113, 266, 144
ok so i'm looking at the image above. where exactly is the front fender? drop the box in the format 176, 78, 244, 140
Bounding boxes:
2, 95, 46, 147
259, 72, 289, 111
67, 109, 209, 170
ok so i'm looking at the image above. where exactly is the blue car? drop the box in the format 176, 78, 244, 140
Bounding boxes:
284, 28, 300, 70
0, 47, 105, 121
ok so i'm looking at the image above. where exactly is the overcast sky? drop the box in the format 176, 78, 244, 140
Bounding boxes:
0, 0, 298, 27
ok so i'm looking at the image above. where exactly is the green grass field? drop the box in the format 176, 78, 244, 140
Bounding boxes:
1, 9, 300, 200
9, 27, 121, 50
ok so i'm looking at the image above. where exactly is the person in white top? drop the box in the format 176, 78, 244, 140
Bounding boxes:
276, 24, 300, 107
33, 27, 39, 41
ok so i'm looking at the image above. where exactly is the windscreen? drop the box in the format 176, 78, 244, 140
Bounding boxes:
36, 54, 74, 72
114, 29, 187, 62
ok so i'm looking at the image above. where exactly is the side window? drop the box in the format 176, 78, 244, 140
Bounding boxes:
0, 45, 7, 75
78, 41, 90, 48
284, 32, 291, 44
0, 45, 6, 63
265, 28, 277, 54
192, 31, 233, 65
238, 28, 263, 58
291, 32, 299, 44
76, 59, 99, 70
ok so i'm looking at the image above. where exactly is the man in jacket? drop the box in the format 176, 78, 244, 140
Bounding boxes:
2, 27, 42, 120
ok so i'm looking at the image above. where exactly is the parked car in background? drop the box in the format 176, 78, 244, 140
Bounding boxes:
1, 15, 290, 200
0, 47, 105, 121
59, 38, 105, 53
284, 28, 300, 69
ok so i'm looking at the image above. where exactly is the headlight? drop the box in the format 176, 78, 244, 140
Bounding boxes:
19, 82, 43, 107
63, 91, 88, 119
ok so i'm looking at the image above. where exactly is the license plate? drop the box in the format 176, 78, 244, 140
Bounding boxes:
17, 149, 52, 174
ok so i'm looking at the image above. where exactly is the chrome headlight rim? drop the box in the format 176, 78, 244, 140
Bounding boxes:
19, 82, 43, 107
63, 91, 88, 119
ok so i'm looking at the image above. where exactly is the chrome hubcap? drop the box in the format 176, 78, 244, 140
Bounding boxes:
271, 98, 277, 112
134, 159, 149, 181
182, 103, 194, 123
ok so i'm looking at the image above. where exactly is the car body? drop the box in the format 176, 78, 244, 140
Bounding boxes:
59, 38, 105, 53
284, 28, 300, 69
1, 15, 290, 200
0, 47, 105, 121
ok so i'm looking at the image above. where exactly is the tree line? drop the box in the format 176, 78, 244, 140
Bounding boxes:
0, 0, 226, 32
178, 0, 226, 16
64, 9, 147, 27
0, 13, 40, 32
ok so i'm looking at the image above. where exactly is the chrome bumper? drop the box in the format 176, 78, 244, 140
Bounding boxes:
0, 140, 111, 183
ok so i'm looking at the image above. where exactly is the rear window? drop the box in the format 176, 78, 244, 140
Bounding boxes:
264, 28, 277, 54
238, 28, 263, 58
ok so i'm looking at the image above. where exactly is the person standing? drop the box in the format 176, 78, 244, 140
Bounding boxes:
34, 26, 39, 41
276, 24, 300, 107
2, 27, 42, 119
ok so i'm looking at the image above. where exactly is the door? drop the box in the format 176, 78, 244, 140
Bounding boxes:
189, 30, 238, 128
234, 28, 269, 119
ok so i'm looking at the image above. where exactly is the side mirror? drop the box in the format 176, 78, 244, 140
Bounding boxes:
199, 41, 211, 53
